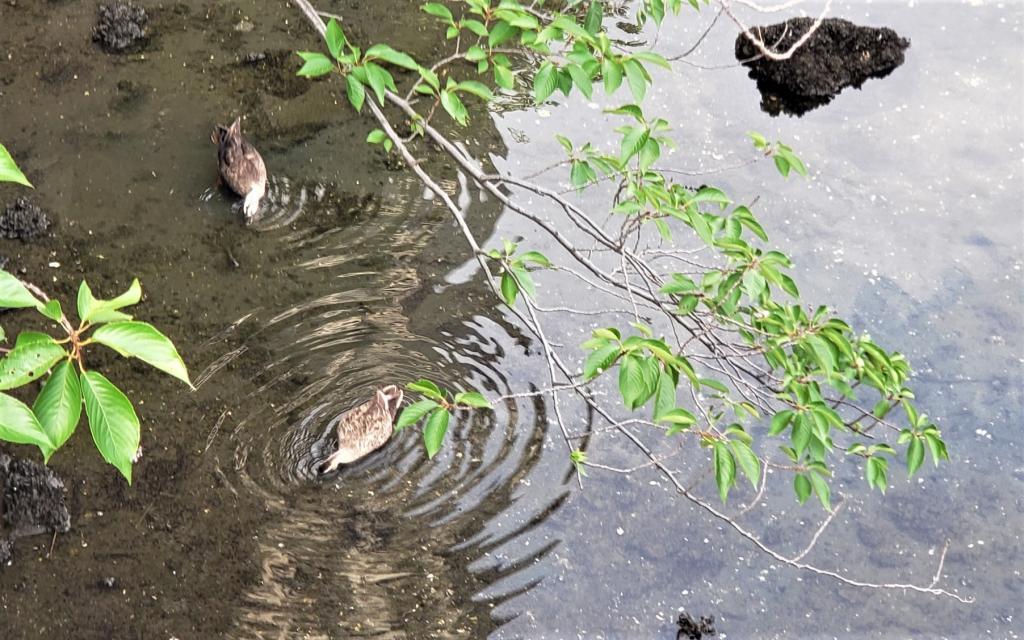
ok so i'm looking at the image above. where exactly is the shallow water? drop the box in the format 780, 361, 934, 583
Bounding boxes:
1, 0, 1021, 638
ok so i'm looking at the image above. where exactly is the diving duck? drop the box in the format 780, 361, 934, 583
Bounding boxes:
320, 385, 404, 474
210, 117, 267, 221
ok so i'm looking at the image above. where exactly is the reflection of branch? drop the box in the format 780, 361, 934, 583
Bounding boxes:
290, 0, 973, 604
721, 0, 832, 62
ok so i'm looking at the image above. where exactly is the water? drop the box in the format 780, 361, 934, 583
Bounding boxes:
1, 0, 1021, 638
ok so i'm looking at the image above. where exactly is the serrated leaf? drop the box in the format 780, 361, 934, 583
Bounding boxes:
769, 409, 794, 436
713, 441, 736, 503
77, 278, 141, 324
440, 89, 469, 125
296, 51, 335, 78
906, 437, 925, 477
602, 57, 623, 94
0, 269, 41, 309
365, 43, 419, 70
794, 473, 812, 504
0, 335, 66, 390
407, 378, 444, 400
422, 2, 454, 23
0, 391, 53, 455
729, 439, 760, 488
500, 272, 519, 305
534, 61, 558, 104
423, 408, 450, 458
81, 371, 140, 484
92, 321, 191, 387
395, 399, 438, 431
454, 391, 491, 408
346, 75, 366, 112
808, 470, 831, 510
622, 58, 647, 102
33, 360, 81, 458
584, 343, 620, 381
325, 18, 345, 60
653, 368, 675, 421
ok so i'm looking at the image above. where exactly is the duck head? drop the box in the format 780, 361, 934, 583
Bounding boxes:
210, 116, 242, 147
375, 385, 404, 421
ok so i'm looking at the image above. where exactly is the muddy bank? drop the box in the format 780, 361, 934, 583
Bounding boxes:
736, 17, 910, 116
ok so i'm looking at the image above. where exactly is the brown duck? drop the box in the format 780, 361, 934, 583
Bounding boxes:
210, 117, 267, 221
320, 385, 404, 473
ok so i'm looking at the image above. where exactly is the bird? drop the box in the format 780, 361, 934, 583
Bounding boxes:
320, 385, 404, 474
210, 117, 267, 221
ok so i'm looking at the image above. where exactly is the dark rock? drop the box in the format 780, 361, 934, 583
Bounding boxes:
677, 612, 716, 640
0, 454, 71, 538
736, 17, 910, 116
1, 197, 54, 241
92, 2, 149, 53
0, 537, 12, 565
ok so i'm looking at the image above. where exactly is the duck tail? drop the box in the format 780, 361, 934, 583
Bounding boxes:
243, 185, 264, 221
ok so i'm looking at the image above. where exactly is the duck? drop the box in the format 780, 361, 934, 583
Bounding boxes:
210, 117, 267, 221
320, 385, 404, 474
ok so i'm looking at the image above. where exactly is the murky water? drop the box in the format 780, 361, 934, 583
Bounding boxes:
1, 0, 1021, 638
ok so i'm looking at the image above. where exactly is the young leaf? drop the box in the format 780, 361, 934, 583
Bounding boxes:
500, 272, 519, 306
440, 89, 469, 125
454, 391, 491, 408
367, 129, 387, 144
622, 58, 647, 102
0, 391, 54, 456
395, 399, 439, 431
0, 143, 32, 187
76, 278, 141, 324
422, 408, 451, 458
0, 269, 41, 309
422, 2, 454, 23
81, 371, 140, 484
365, 43, 419, 70
534, 62, 558, 104
793, 473, 812, 504
729, 439, 760, 488
769, 409, 794, 436
40, 299, 63, 323
0, 336, 66, 390
653, 368, 675, 421
618, 353, 648, 410
33, 360, 81, 457
325, 18, 346, 60
713, 441, 736, 503
346, 75, 367, 112
906, 436, 925, 477
92, 321, 191, 387
584, 0, 603, 35
807, 471, 831, 510
407, 378, 444, 401
296, 51, 335, 78
583, 343, 620, 381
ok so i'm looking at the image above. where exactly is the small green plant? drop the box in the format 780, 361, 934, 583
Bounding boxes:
0, 270, 190, 483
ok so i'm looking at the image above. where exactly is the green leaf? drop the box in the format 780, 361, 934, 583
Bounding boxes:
81, 371, 140, 484
0, 143, 32, 187
33, 360, 81, 458
619, 127, 649, 165
395, 399, 438, 431
793, 473, 812, 504
618, 353, 647, 410
906, 437, 925, 477
713, 441, 736, 503
296, 51, 335, 78
493, 63, 515, 90
698, 377, 729, 394
325, 18, 346, 60
422, 2, 454, 23
454, 391, 491, 408
407, 378, 444, 401
653, 368, 675, 420
91, 321, 191, 386
461, 19, 489, 37
808, 471, 831, 510
566, 63, 593, 99
658, 408, 696, 426
622, 58, 647, 102
519, 251, 551, 268
440, 89, 469, 125
422, 408, 450, 458
367, 129, 387, 144
792, 413, 811, 456
729, 440, 760, 488
602, 57, 623, 94
584, 0, 603, 34
0, 269, 42, 309
365, 43, 419, 70
534, 62, 558, 104
456, 80, 494, 101
769, 409, 794, 436
584, 343, 620, 381
500, 271, 519, 305
346, 75, 366, 112
77, 278, 141, 324
0, 335, 66, 390
865, 456, 888, 493
40, 299, 62, 322
509, 266, 536, 300
0, 392, 53, 455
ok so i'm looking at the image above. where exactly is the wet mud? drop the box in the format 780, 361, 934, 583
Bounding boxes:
736, 17, 910, 116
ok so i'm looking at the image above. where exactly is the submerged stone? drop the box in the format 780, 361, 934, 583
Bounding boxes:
1, 197, 54, 242
92, 1, 149, 53
736, 17, 910, 116
677, 612, 716, 639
